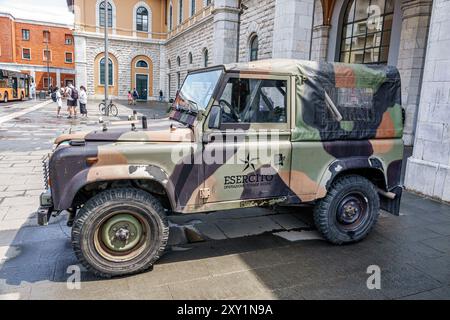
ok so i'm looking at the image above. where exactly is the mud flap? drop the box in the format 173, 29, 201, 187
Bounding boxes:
380, 186, 403, 216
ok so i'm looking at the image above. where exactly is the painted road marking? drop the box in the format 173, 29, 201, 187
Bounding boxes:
0, 293, 21, 300
0, 100, 52, 124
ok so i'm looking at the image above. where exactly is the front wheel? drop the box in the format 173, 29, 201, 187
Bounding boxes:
98, 102, 106, 114
313, 175, 380, 244
109, 104, 118, 117
71, 188, 169, 278
3, 93, 8, 103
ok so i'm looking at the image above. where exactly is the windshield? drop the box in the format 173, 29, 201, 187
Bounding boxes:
174, 69, 222, 111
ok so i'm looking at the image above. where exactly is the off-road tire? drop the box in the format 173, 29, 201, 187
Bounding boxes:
313, 175, 380, 244
71, 188, 169, 278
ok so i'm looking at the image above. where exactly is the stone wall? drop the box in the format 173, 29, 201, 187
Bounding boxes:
238, 0, 276, 62
272, 0, 314, 59
397, 0, 432, 146
165, 16, 214, 98
83, 36, 162, 99
405, 0, 450, 202
310, 0, 330, 62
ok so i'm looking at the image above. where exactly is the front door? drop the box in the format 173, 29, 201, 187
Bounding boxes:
12, 77, 18, 98
136, 74, 148, 101
201, 74, 292, 205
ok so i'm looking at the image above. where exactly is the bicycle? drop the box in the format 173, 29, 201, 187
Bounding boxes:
98, 99, 118, 117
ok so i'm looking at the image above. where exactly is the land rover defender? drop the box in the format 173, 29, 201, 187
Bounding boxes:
38, 59, 404, 277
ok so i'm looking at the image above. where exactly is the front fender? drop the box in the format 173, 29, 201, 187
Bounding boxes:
54, 164, 176, 211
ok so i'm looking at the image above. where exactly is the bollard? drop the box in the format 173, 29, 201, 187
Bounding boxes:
142, 116, 147, 129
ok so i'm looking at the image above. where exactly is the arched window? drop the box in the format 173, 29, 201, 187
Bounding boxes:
99, 1, 113, 27
339, 0, 394, 64
177, 72, 181, 88
203, 49, 208, 67
249, 35, 258, 61
188, 52, 193, 64
169, 4, 173, 30
178, 0, 183, 24
99, 57, 113, 85
168, 59, 171, 69
136, 60, 148, 68
190, 0, 196, 16
136, 7, 148, 32
177, 56, 181, 67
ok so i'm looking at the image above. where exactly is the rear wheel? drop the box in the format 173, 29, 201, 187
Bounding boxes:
313, 175, 380, 244
71, 188, 169, 278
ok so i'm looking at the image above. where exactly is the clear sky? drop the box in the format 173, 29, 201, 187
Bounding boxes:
0, 0, 74, 25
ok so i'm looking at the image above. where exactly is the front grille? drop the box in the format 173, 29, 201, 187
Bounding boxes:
42, 155, 50, 190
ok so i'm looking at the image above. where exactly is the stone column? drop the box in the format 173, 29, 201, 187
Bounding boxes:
405, 0, 450, 202
56, 70, 61, 88
74, 35, 88, 92
212, 0, 240, 65
397, 0, 433, 146
311, 25, 330, 61
272, 0, 314, 59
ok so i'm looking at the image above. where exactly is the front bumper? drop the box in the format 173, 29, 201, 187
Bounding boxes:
37, 189, 53, 226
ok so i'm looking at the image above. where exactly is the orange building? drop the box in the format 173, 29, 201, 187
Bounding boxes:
0, 12, 75, 91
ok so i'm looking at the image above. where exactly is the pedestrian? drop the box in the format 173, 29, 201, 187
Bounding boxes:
64, 85, 72, 117
68, 83, 79, 119
159, 89, 163, 102
53, 87, 62, 118
30, 81, 36, 100
79, 86, 88, 117
65, 84, 72, 118
132, 88, 139, 105
127, 91, 133, 105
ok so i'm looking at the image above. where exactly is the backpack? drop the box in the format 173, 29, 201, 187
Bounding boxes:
71, 88, 79, 100
51, 92, 57, 102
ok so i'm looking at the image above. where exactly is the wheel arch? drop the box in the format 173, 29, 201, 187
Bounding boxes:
55, 164, 176, 212
319, 157, 388, 194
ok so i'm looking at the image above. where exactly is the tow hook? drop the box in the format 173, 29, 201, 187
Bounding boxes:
37, 206, 53, 226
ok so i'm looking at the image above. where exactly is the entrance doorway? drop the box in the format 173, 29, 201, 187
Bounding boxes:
136, 74, 148, 101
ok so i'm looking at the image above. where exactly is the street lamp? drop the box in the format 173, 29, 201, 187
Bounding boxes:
104, 0, 109, 110
45, 34, 50, 92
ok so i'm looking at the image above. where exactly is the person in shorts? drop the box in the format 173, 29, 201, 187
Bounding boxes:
79, 86, 88, 117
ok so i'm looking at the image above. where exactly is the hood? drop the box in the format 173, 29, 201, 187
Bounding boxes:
54, 118, 194, 144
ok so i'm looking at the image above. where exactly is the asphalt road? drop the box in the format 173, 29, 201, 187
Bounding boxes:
0, 99, 449, 300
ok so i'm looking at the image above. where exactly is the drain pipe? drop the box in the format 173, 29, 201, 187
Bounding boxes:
236, 0, 244, 63
308, 0, 316, 61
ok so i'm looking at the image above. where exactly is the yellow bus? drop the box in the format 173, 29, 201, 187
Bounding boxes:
0, 69, 32, 103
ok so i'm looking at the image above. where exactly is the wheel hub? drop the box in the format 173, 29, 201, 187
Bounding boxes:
100, 214, 143, 253
114, 227, 130, 241
337, 195, 366, 225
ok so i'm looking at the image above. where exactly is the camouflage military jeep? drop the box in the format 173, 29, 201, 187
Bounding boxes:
38, 59, 404, 277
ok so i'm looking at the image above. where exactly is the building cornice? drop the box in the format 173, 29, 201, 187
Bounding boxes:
0, 62, 76, 73
0, 11, 74, 29
73, 31, 165, 45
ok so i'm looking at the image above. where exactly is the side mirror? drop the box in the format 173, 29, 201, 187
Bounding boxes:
208, 105, 222, 129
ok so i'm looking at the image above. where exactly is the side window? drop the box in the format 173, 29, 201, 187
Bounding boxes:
219, 78, 287, 124
323, 86, 375, 124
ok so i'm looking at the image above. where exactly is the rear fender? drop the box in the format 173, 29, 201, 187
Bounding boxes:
318, 156, 402, 215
